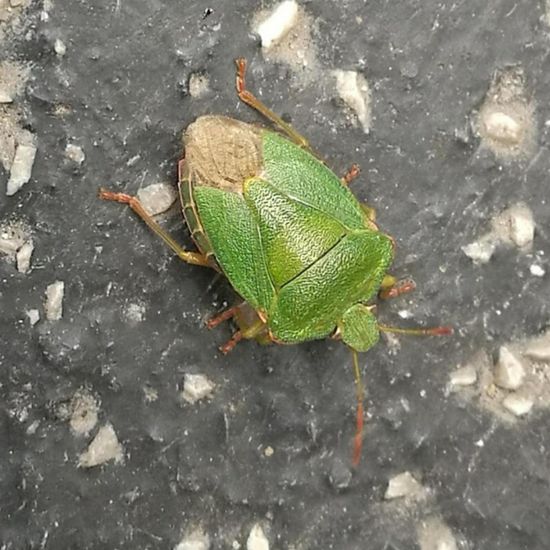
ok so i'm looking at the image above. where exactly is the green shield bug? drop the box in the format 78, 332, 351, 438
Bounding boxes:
100, 58, 452, 465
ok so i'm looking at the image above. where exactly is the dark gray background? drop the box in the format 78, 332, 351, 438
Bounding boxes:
2, 1, 550, 548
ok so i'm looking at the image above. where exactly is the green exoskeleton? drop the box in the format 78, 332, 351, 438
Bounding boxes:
100, 59, 451, 465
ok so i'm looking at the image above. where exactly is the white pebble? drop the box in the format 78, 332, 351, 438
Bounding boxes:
181, 374, 215, 404
483, 111, 522, 145
333, 70, 371, 133
449, 365, 477, 387
494, 346, 525, 390
16, 239, 33, 273
174, 529, 210, 550
461, 236, 496, 264
26, 309, 40, 325
70, 390, 99, 436
524, 332, 550, 361
530, 264, 545, 277
65, 143, 85, 165
45, 280, 65, 321
78, 424, 123, 467
124, 302, 145, 323
137, 183, 177, 216
188, 72, 210, 98
247, 523, 269, 550
255, 0, 299, 49
502, 393, 534, 417
417, 516, 458, 550
6, 143, 37, 196
507, 204, 535, 248
0, 89, 13, 103
26, 420, 40, 435
384, 471, 424, 500
0, 224, 27, 259
54, 38, 67, 56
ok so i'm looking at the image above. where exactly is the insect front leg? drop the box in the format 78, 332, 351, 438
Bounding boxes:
98, 189, 211, 267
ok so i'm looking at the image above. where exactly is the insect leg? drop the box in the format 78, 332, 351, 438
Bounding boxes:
341, 163, 361, 185
379, 276, 416, 300
219, 319, 266, 354
98, 189, 210, 267
235, 58, 315, 154
206, 305, 241, 329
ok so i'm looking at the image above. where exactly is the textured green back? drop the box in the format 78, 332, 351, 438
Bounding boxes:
190, 127, 394, 343
243, 177, 345, 288
269, 231, 394, 342
192, 186, 275, 312
262, 132, 366, 230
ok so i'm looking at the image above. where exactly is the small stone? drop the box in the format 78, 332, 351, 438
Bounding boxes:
530, 264, 545, 277
417, 516, 458, 550
9, 0, 24, 7
124, 302, 145, 323
333, 69, 371, 133
65, 143, 85, 165
255, 0, 299, 49
188, 72, 209, 98
174, 528, 210, 550
181, 374, 215, 404
78, 424, 123, 467
502, 393, 534, 416
524, 332, 550, 361
384, 471, 424, 500
143, 385, 159, 403
45, 281, 65, 321
0, 89, 13, 103
26, 309, 40, 325
136, 183, 177, 216
507, 204, 535, 248
483, 111, 522, 145
26, 420, 40, 435
328, 458, 352, 490
16, 239, 33, 273
400, 61, 419, 79
247, 523, 269, 550
6, 143, 37, 196
69, 390, 99, 436
449, 365, 477, 387
54, 38, 67, 57
0, 221, 29, 261
494, 346, 525, 390
476, 67, 534, 158
264, 445, 274, 457
461, 235, 496, 264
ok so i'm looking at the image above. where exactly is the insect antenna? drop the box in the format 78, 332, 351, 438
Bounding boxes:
351, 348, 365, 467
377, 324, 453, 336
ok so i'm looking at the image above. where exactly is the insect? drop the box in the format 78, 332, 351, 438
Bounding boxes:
99, 58, 451, 465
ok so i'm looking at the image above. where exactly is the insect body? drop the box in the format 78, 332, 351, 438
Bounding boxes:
100, 59, 451, 464
181, 114, 393, 354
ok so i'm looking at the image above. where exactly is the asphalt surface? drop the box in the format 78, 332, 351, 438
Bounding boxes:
1, 1, 550, 549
